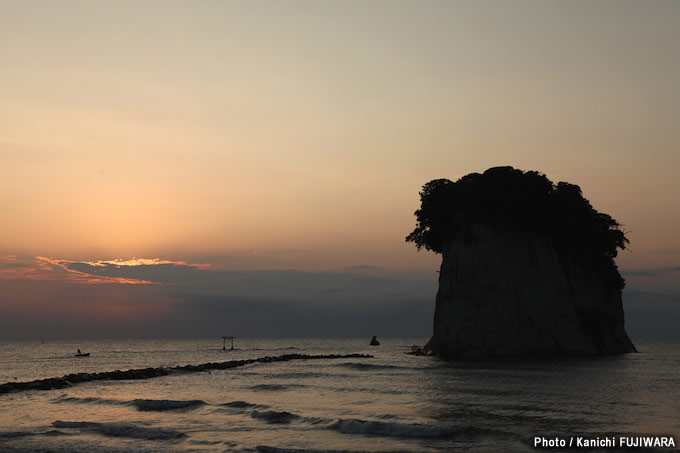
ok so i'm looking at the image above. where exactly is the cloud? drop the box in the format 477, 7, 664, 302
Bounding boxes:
0, 255, 437, 339
4, 257, 435, 306
4, 255, 680, 340
341, 265, 379, 271
623, 289, 680, 341
0, 261, 33, 270
621, 265, 680, 277
0, 255, 67, 281
622, 270, 658, 277
62, 261, 200, 284
170, 294, 433, 338
0, 276, 176, 339
82, 258, 212, 268
0, 256, 208, 285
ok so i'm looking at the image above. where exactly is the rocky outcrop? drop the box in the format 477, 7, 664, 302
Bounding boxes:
424, 224, 635, 356
407, 167, 636, 357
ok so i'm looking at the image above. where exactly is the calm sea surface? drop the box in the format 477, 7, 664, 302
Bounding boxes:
0, 338, 678, 452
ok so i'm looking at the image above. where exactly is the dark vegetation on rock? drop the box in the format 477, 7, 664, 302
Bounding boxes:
0, 353, 373, 395
406, 166, 628, 289
406, 166, 635, 357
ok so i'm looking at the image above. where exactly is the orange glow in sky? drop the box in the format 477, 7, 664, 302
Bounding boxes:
0, 2, 679, 341
1, 1, 678, 273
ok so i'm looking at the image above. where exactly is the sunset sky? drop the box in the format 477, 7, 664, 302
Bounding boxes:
1, 1, 679, 339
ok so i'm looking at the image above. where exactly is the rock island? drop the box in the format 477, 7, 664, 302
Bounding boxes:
407, 167, 636, 357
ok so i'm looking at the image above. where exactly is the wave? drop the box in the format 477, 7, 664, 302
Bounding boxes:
265, 372, 333, 379
221, 400, 261, 408
53, 395, 206, 412
337, 363, 404, 371
54, 394, 291, 417
0, 429, 70, 439
329, 386, 406, 396
52, 421, 186, 440
256, 447, 418, 453
0, 431, 34, 439
188, 439, 225, 446
250, 383, 306, 391
251, 410, 301, 424
328, 419, 452, 438
132, 399, 205, 411
328, 418, 520, 441
0, 353, 372, 395
53, 395, 126, 406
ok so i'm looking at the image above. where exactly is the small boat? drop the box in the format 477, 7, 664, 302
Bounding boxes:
75, 352, 90, 357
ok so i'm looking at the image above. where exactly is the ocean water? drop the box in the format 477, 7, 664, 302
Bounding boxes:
0, 338, 678, 452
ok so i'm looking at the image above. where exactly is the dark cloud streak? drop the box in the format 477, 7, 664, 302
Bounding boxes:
2, 256, 680, 340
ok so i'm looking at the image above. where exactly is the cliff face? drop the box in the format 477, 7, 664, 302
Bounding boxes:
424, 223, 635, 357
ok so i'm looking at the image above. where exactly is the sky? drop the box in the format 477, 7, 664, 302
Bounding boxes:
1, 0, 679, 340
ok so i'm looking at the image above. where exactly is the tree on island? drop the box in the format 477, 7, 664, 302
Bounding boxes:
406, 166, 628, 289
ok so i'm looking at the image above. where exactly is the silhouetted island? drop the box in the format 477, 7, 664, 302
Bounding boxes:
407, 166, 636, 357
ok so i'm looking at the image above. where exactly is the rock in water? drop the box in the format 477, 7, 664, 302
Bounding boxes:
406, 167, 636, 357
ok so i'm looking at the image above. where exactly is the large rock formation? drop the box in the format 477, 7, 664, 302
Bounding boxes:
407, 167, 635, 357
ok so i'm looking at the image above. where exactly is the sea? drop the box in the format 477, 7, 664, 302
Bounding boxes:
0, 338, 678, 453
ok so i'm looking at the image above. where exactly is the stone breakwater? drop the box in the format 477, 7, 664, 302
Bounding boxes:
0, 353, 373, 395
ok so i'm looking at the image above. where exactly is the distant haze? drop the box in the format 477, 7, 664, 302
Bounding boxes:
1, 1, 678, 339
